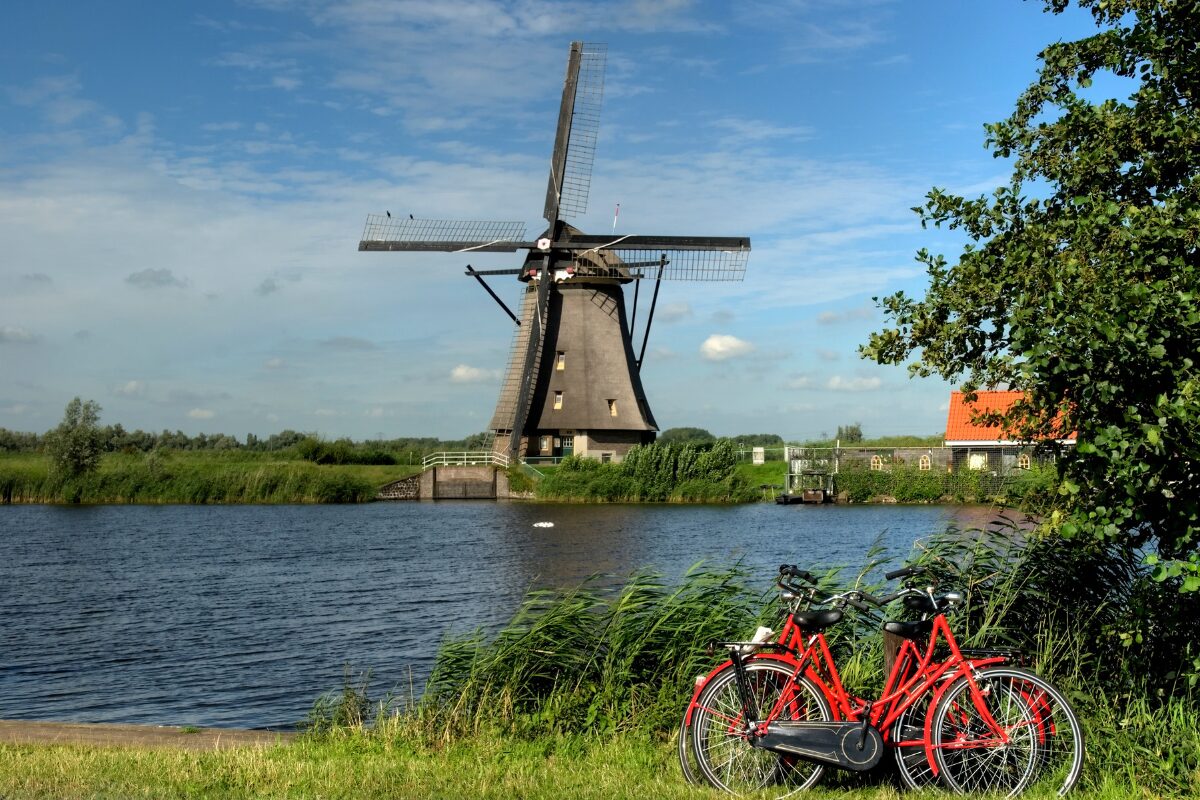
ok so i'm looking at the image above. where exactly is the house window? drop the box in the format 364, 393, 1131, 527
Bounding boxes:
968, 453, 987, 471
870, 455, 884, 471
539, 436, 552, 454
601, 452, 612, 464
556, 351, 565, 371
919, 455, 931, 471
1017, 452, 1032, 470
607, 399, 617, 417
554, 391, 563, 410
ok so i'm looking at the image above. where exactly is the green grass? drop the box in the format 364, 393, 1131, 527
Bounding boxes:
734, 461, 788, 490
0, 726, 1188, 799
0, 452, 421, 504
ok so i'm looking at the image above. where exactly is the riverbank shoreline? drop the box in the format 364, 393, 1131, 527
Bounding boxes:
0, 719, 295, 750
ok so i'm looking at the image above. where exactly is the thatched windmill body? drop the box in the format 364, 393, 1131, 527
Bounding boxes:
360, 42, 750, 462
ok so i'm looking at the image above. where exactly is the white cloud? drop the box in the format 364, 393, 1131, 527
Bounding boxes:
700, 334, 754, 361
450, 364, 499, 383
786, 375, 812, 389
659, 302, 693, 323
0, 326, 39, 344
263, 357, 285, 369
187, 408, 215, 419
115, 380, 144, 397
314, 408, 340, 417
0, 404, 30, 415
827, 375, 882, 392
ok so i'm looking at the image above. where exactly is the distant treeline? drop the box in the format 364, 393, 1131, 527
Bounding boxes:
0, 426, 492, 461
1, 424, 944, 460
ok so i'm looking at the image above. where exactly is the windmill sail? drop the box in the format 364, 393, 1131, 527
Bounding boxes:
359, 216, 527, 252
544, 42, 606, 224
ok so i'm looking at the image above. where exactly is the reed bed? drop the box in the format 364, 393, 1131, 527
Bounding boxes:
0, 452, 418, 504
417, 563, 771, 739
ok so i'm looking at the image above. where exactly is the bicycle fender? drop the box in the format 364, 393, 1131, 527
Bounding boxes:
682, 653, 804, 727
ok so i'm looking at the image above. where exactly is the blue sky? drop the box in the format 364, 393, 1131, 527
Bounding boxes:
0, 0, 1103, 441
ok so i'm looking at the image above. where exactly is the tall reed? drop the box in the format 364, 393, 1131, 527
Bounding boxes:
0, 452, 397, 503
420, 563, 771, 738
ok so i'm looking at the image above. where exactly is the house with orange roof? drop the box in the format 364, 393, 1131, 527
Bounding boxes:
944, 390, 1074, 473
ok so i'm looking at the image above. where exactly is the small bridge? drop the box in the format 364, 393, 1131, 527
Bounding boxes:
422, 451, 510, 469
376, 452, 513, 500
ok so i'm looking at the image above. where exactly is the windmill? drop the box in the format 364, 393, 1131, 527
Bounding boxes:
360, 42, 750, 463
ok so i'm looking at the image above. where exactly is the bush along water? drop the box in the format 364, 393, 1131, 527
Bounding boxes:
833, 464, 1060, 507
536, 440, 757, 502
0, 452, 379, 504
311, 522, 1200, 796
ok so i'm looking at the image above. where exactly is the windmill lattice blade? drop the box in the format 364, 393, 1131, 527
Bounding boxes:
559, 43, 605, 219
545, 43, 606, 223
359, 215, 526, 252
572, 248, 750, 282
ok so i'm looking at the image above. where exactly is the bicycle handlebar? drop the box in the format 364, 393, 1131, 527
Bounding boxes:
778, 564, 816, 583
775, 564, 956, 613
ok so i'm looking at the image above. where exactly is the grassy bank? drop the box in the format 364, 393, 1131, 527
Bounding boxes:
0, 729, 1175, 800
0, 452, 421, 504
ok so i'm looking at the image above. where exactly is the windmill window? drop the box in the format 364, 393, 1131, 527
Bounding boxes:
556, 352, 565, 371
870, 455, 884, 471
919, 455, 931, 471
1018, 452, 1032, 470
608, 399, 617, 417
554, 391, 563, 410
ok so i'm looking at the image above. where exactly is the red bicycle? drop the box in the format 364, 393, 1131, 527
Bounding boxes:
679, 564, 1083, 797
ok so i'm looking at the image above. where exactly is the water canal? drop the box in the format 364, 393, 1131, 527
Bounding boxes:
1, 502, 1006, 729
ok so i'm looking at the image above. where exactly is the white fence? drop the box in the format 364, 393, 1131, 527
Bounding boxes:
422, 451, 510, 468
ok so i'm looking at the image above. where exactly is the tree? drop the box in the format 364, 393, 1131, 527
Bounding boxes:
45, 397, 104, 478
658, 427, 716, 446
863, 1, 1200, 567
731, 433, 784, 446
836, 423, 864, 444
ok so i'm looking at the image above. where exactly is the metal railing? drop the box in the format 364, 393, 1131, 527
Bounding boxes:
423, 451, 510, 468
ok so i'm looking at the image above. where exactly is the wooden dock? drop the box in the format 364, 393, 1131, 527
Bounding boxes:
0, 719, 296, 750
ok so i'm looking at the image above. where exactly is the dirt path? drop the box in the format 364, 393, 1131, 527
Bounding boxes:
0, 719, 297, 751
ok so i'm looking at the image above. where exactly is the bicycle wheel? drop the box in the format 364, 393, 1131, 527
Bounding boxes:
931, 667, 1083, 797
891, 691, 937, 790
678, 712, 702, 785
690, 661, 831, 796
